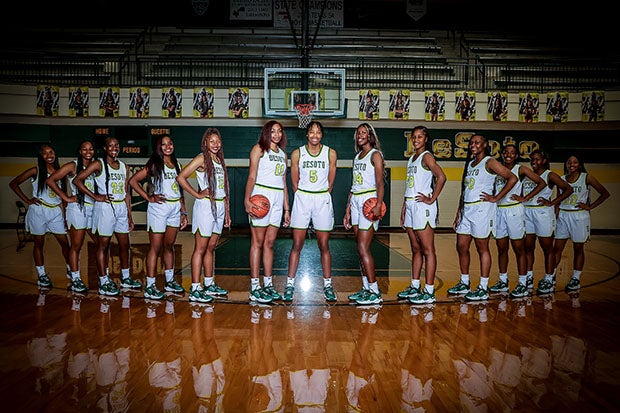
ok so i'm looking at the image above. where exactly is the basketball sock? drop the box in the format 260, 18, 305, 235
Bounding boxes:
518, 275, 527, 285
191, 282, 201, 292
99, 276, 108, 285
263, 276, 273, 287
499, 273, 508, 283
461, 274, 470, 284
286, 277, 295, 286
71, 271, 80, 281
121, 268, 130, 279
526, 270, 533, 278
146, 276, 156, 288
368, 282, 379, 294
572, 270, 582, 280
323, 278, 332, 287
425, 284, 434, 294
362, 275, 369, 290
164, 269, 174, 282
36, 266, 46, 276
251, 278, 260, 291
480, 277, 489, 290
545, 273, 554, 281
412, 279, 420, 289
204, 277, 214, 287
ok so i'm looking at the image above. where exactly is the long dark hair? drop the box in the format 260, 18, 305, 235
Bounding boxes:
76, 139, 97, 209
36, 144, 63, 196
201, 128, 230, 219
353, 123, 387, 181
257, 120, 287, 152
146, 134, 181, 193
563, 154, 587, 175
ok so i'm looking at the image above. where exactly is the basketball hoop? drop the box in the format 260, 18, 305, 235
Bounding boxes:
294, 103, 316, 129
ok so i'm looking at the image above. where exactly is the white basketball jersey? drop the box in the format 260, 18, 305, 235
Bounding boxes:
351, 148, 381, 194
298, 144, 330, 192
152, 163, 181, 200
92, 159, 127, 202
256, 148, 286, 190
560, 172, 589, 211
497, 164, 522, 206
463, 156, 495, 203
31, 168, 61, 206
523, 169, 552, 207
404, 150, 434, 198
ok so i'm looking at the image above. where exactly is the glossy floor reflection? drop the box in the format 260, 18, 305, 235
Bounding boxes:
0, 229, 619, 411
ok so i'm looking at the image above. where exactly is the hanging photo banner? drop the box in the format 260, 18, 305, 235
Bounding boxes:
274, 0, 344, 28
424, 90, 445, 121
518, 92, 539, 123
388, 89, 410, 120
36, 85, 59, 117
582, 90, 604, 122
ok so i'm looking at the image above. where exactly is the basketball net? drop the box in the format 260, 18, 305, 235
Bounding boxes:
294, 103, 315, 129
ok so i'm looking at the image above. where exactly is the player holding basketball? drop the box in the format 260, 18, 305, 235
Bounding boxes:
284, 121, 338, 302
176, 128, 231, 303
343, 123, 386, 305
398, 126, 446, 305
244, 120, 290, 304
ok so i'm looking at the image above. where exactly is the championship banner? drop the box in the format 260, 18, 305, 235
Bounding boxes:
582, 90, 604, 122
228, 87, 249, 118
424, 90, 445, 121
99, 87, 120, 118
487, 91, 507, 122
161, 87, 182, 118
455, 91, 475, 121
518, 92, 539, 123
359, 89, 379, 120
193, 87, 215, 118
69, 86, 88, 117
274, 0, 344, 28
129, 87, 150, 118
546, 91, 568, 123
36, 85, 59, 117
388, 89, 410, 120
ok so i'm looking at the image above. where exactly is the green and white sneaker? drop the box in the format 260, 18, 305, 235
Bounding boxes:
447, 281, 470, 295
348, 288, 367, 301
144, 285, 165, 300
565, 277, 581, 292
465, 286, 489, 301
99, 278, 120, 296
70, 278, 88, 293
323, 286, 337, 302
536, 277, 555, 295
120, 276, 143, 289
37, 273, 53, 289
397, 285, 420, 299
526, 275, 534, 289
509, 283, 529, 298
189, 288, 213, 303
355, 290, 383, 305
249, 288, 273, 304
409, 290, 436, 305
263, 285, 282, 301
204, 283, 228, 296
283, 285, 294, 302
164, 279, 185, 293
489, 280, 509, 293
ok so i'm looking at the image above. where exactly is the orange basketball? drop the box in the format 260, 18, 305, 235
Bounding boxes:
363, 197, 387, 221
249, 194, 270, 218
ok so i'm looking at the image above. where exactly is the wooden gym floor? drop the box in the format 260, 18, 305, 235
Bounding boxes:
0, 227, 619, 412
